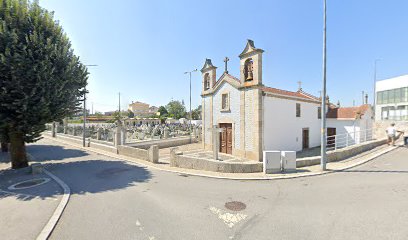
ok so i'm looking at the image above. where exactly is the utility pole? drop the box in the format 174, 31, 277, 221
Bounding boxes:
118, 92, 121, 117
83, 87, 86, 147
320, 0, 327, 171
184, 69, 198, 143
82, 64, 98, 147
373, 59, 381, 118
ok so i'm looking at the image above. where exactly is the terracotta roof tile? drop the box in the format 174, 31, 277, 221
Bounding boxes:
326, 104, 371, 119
261, 86, 320, 102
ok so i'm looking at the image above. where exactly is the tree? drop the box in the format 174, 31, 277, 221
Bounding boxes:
127, 110, 134, 118
166, 100, 186, 119
158, 106, 168, 117
191, 105, 202, 120
0, 0, 88, 169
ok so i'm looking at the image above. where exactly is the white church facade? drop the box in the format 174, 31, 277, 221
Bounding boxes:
201, 40, 373, 161
201, 40, 324, 161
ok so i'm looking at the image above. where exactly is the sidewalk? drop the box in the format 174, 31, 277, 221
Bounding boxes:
43, 135, 400, 180
0, 153, 63, 240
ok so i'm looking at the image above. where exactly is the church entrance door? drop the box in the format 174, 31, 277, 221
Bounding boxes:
219, 123, 233, 154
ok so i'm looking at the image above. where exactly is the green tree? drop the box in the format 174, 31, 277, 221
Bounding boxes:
158, 106, 168, 117
191, 105, 202, 120
0, 0, 88, 168
166, 100, 186, 119
127, 110, 135, 118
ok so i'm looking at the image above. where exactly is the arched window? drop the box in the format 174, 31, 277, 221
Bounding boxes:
204, 73, 210, 90
244, 59, 254, 81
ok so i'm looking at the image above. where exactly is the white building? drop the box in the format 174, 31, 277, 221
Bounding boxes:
201, 40, 373, 161
375, 75, 408, 121
326, 104, 373, 148
201, 40, 323, 161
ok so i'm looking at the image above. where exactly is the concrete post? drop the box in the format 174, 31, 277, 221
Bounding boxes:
96, 128, 102, 140
63, 118, 68, 134
115, 126, 122, 146
51, 122, 56, 137
121, 128, 126, 145
148, 145, 159, 163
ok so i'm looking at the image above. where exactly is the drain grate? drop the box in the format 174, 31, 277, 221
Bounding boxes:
225, 201, 246, 211
8, 178, 50, 190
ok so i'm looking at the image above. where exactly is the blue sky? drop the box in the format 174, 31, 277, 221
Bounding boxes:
40, 0, 408, 113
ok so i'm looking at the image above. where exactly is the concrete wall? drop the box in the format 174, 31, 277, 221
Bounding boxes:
117, 145, 158, 163
263, 96, 321, 152
296, 139, 387, 168
126, 137, 196, 150
374, 120, 408, 139
170, 150, 262, 173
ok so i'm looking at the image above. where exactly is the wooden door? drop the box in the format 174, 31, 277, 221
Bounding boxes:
219, 123, 233, 154
302, 128, 309, 149
327, 128, 336, 148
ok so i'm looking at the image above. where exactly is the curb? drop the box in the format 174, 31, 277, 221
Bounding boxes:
43, 135, 400, 181
28, 153, 71, 240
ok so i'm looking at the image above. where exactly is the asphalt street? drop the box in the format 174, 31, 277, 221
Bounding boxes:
25, 138, 408, 240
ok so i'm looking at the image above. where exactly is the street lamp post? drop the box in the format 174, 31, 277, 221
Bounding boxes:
373, 59, 381, 118
320, 0, 328, 171
184, 69, 198, 143
83, 64, 98, 147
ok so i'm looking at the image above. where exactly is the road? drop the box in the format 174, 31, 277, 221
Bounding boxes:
26, 138, 408, 240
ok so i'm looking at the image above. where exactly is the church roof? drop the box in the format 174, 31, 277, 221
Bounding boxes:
326, 104, 371, 119
261, 86, 321, 102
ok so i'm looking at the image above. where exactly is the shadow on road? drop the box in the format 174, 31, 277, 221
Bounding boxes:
0, 145, 152, 201
26, 145, 89, 161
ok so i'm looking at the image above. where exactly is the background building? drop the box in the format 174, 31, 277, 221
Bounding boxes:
375, 75, 408, 121
128, 101, 150, 117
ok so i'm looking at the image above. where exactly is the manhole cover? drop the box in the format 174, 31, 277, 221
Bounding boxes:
225, 201, 246, 211
8, 178, 50, 190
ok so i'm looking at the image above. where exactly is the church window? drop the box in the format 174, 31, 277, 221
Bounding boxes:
204, 73, 210, 90
244, 58, 254, 81
221, 93, 230, 111
296, 103, 301, 117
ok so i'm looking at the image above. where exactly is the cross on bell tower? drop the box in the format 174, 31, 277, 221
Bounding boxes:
297, 81, 302, 91
224, 57, 230, 74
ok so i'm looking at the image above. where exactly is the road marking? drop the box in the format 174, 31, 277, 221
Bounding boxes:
209, 206, 247, 228
136, 220, 141, 226
0, 189, 38, 200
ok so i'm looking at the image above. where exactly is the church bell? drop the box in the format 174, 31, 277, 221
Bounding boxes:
246, 71, 253, 81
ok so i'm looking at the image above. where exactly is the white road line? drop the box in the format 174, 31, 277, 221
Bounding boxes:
209, 206, 247, 228
26, 152, 72, 240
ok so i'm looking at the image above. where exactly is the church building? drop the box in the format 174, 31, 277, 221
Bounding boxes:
201, 40, 326, 161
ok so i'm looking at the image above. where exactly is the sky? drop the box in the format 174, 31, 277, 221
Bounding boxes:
39, 0, 408, 113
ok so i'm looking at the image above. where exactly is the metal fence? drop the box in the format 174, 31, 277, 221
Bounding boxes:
327, 128, 374, 151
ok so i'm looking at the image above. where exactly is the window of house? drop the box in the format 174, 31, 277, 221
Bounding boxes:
221, 93, 229, 111
296, 103, 301, 117
318, 106, 321, 119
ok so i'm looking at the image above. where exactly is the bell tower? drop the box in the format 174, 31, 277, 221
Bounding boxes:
200, 59, 217, 94
239, 39, 264, 87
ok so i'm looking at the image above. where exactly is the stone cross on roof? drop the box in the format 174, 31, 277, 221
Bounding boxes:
297, 81, 302, 91
224, 57, 230, 74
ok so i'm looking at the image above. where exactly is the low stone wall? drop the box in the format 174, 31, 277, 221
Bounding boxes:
170, 148, 262, 173
296, 139, 387, 168
127, 137, 197, 150
374, 120, 408, 139
43, 131, 158, 163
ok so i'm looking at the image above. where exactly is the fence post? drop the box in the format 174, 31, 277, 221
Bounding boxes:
346, 134, 348, 147
334, 136, 337, 150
